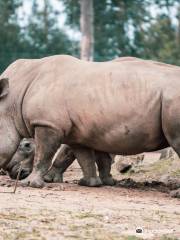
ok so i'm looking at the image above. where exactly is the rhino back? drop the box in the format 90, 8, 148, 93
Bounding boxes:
20, 57, 179, 154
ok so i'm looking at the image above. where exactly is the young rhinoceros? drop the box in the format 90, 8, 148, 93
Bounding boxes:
6, 138, 114, 186
5, 138, 73, 183
0, 55, 180, 188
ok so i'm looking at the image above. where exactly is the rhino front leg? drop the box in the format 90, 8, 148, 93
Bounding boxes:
21, 127, 61, 188
71, 146, 102, 187
44, 144, 75, 183
95, 151, 116, 186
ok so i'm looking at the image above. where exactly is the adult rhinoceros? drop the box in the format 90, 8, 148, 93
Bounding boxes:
0, 55, 178, 188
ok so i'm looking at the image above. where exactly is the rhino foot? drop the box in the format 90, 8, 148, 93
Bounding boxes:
44, 167, 63, 183
21, 173, 45, 188
78, 177, 102, 187
101, 176, 116, 186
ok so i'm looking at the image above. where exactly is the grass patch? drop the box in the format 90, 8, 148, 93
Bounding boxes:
122, 159, 173, 178
171, 169, 180, 177
122, 236, 143, 240
75, 212, 103, 220
0, 212, 27, 221
159, 235, 179, 240
1, 228, 44, 240
147, 159, 172, 174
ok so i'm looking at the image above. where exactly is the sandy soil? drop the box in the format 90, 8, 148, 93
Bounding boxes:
0, 163, 180, 240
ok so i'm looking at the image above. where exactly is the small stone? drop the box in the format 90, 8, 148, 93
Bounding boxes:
170, 189, 180, 198
117, 163, 132, 173
160, 175, 180, 190
136, 228, 143, 233
6, 184, 12, 187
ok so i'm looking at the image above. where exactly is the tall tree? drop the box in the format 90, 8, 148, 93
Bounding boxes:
80, 0, 94, 61
26, 0, 74, 58
141, 14, 177, 62
139, 0, 180, 65
0, 0, 22, 72
176, 2, 180, 49
62, 0, 151, 61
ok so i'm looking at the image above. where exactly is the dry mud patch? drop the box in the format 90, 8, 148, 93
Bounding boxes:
0, 174, 180, 240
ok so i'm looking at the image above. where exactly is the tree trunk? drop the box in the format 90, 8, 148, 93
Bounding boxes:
80, 0, 94, 61
176, 3, 180, 48
43, 0, 49, 45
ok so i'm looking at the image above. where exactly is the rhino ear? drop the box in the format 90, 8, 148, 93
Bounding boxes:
0, 78, 9, 99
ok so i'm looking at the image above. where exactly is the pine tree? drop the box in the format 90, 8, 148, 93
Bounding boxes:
62, 0, 151, 61
25, 0, 74, 58
0, 0, 22, 72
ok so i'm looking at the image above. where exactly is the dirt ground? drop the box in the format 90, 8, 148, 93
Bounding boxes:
0, 160, 180, 240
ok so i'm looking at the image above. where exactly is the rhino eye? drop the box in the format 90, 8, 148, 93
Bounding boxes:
20, 142, 32, 152
24, 143, 30, 148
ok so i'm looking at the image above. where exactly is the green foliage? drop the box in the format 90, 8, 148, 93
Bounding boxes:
141, 14, 180, 64
0, 0, 23, 72
62, 0, 152, 60
1, 0, 180, 73
0, 0, 75, 73
25, 0, 74, 58
62, 0, 180, 63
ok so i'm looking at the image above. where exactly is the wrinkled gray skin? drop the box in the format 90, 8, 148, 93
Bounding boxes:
0, 55, 180, 188
6, 138, 114, 186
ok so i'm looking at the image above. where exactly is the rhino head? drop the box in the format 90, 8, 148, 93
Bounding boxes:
0, 78, 22, 169
5, 138, 35, 180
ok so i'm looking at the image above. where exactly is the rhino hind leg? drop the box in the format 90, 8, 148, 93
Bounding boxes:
161, 99, 180, 198
95, 151, 116, 186
162, 101, 180, 159
71, 146, 102, 187
21, 127, 62, 188
165, 139, 180, 198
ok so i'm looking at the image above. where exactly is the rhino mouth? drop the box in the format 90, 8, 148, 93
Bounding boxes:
8, 168, 31, 180
19, 169, 31, 179
6, 162, 31, 180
